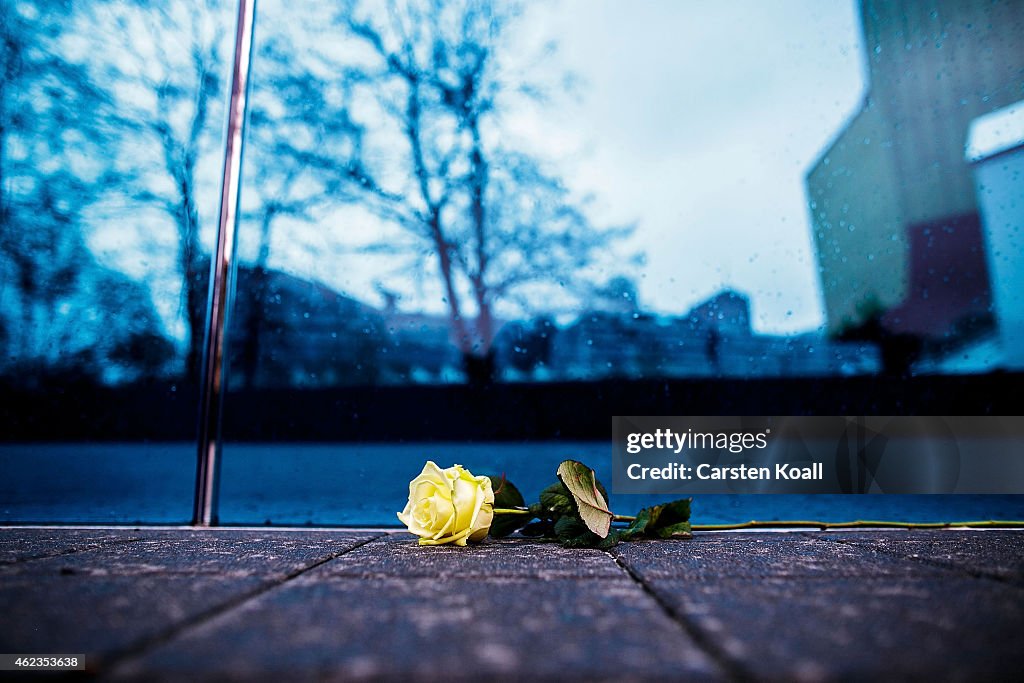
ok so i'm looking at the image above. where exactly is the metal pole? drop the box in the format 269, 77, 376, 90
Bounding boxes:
193, 0, 257, 526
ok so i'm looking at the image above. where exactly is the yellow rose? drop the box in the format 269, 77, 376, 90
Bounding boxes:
397, 461, 494, 546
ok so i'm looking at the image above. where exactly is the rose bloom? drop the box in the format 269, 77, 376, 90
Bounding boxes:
397, 462, 494, 546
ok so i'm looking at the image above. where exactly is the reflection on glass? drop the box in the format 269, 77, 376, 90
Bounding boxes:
0, 0, 237, 521
810, 0, 1024, 376
227, 0, 1022, 390
218, 0, 1022, 526
1, 1, 1021, 525
231, 0, 627, 388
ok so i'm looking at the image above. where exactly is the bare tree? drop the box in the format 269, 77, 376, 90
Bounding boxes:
245, 1, 627, 384
230, 27, 372, 386
0, 1, 119, 371
311, 0, 630, 383
99, 1, 232, 382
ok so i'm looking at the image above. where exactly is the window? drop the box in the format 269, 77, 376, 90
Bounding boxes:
3, 0, 1023, 525
1, 1, 237, 522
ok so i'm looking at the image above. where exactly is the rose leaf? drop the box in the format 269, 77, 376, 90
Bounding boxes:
556, 460, 613, 538
486, 475, 530, 538
487, 475, 526, 510
538, 482, 575, 517
637, 498, 693, 540
653, 521, 693, 539
553, 515, 620, 549
619, 507, 652, 541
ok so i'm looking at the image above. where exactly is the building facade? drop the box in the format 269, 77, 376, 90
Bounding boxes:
806, 0, 1024, 348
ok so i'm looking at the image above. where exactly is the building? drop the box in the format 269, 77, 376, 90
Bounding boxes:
377, 309, 463, 383
806, 1, 1024, 357
545, 290, 878, 380
965, 101, 1024, 370
228, 266, 385, 388
223, 272, 879, 386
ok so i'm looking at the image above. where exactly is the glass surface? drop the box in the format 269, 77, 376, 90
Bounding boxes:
1, 1, 1021, 525
225, 0, 1023, 395
4, 441, 1021, 525
0, 1, 238, 522
219, 0, 1023, 525
216, 442, 1024, 526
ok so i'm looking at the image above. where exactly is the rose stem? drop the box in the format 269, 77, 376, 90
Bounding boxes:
490, 509, 1024, 530
690, 519, 1024, 530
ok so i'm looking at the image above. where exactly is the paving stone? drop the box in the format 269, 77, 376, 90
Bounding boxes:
0, 528, 147, 564
111, 575, 723, 682
0, 530, 381, 578
821, 530, 1024, 583
629, 574, 1024, 682
3, 528, 1022, 681
0, 571, 267, 667
316, 533, 625, 579
614, 533, 948, 580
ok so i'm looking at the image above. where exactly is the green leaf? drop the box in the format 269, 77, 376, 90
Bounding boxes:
653, 521, 692, 539
595, 529, 622, 550
554, 516, 621, 549
624, 498, 693, 541
619, 507, 652, 541
487, 475, 525, 510
539, 482, 575, 517
556, 460, 613, 538
485, 475, 529, 538
554, 516, 594, 547
553, 515, 588, 544
649, 498, 691, 530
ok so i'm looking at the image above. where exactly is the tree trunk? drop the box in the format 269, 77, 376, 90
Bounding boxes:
184, 256, 205, 385
462, 349, 496, 387
466, 116, 494, 354
179, 176, 204, 385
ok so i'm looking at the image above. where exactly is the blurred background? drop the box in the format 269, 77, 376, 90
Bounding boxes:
1, 0, 1022, 525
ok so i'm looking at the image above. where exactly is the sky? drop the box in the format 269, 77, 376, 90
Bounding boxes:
502, 0, 868, 333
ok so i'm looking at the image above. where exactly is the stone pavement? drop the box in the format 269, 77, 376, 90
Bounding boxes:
0, 528, 1022, 681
